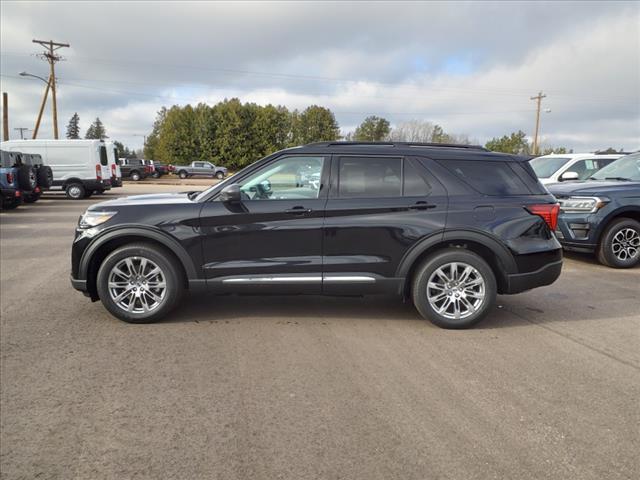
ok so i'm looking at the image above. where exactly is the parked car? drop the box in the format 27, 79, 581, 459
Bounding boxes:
530, 153, 622, 185
105, 141, 123, 188
118, 158, 149, 181
20, 153, 54, 203
151, 162, 170, 178
1, 139, 111, 199
548, 152, 640, 268
1, 150, 22, 209
0, 150, 53, 207
176, 161, 227, 179
71, 141, 563, 328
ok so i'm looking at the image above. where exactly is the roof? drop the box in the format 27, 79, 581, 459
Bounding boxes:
288, 141, 526, 161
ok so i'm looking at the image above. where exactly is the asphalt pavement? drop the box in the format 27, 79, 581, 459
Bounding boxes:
1, 184, 638, 480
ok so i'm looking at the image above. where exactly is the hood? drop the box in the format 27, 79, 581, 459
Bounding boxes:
547, 180, 640, 197
88, 192, 196, 209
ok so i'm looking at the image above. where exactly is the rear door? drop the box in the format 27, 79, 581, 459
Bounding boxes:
322, 155, 448, 293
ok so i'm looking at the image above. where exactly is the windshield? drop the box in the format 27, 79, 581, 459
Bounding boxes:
590, 154, 640, 181
529, 157, 570, 178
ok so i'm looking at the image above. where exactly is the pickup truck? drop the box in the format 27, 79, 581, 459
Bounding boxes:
176, 161, 227, 179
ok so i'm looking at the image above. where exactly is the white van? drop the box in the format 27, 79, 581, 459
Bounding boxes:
104, 141, 123, 188
0, 139, 112, 199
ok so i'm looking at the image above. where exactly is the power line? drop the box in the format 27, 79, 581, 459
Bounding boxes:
1, 50, 636, 103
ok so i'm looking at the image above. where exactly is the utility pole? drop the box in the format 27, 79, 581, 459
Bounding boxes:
33, 39, 70, 139
530, 91, 546, 155
2, 93, 8, 141
15, 127, 29, 139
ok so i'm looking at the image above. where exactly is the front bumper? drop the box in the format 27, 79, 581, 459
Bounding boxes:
554, 212, 599, 253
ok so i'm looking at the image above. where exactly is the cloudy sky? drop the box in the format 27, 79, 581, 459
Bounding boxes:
1, 0, 639, 152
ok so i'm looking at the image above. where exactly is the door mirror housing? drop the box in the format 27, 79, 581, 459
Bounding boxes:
219, 184, 242, 203
560, 171, 579, 182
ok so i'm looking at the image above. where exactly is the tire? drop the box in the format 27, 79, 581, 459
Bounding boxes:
215, 171, 225, 179
178, 170, 188, 179
130, 171, 141, 181
36, 165, 53, 189
96, 243, 184, 323
597, 218, 640, 268
23, 191, 42, 203
152, 171, 160, 179
411, 248, 497, 329
65, 182, 85, 200
17, 164, 37, 190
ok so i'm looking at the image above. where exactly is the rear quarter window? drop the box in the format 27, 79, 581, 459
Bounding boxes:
439, 159, 540, 195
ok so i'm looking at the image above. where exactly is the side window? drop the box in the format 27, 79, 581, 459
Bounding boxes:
403, 159, 431, 196
194, 162, 204, 168
338, 157, 402, 198
240, 156, 325, 200
99, 146, 108, 166
439, 160, 532, 195
568, 160, 589, 178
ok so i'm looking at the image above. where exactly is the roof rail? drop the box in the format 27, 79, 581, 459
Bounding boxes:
304, 141, 489, 151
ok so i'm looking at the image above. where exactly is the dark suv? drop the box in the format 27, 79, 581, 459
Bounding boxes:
548, 153, 640, 268
71, 142, 563, 328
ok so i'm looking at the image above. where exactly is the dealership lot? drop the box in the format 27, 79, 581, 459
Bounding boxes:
1, 184, 638, 479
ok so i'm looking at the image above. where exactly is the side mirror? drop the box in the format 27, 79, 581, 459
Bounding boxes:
219, 184, 241, 203
560, 171, 579, 182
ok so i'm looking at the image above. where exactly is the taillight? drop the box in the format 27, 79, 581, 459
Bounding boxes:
111, 164, 116, 177
96, 164, 102, 180
6, 173, 13, 184
15, 190, 21, 197
526, 204, 560, 231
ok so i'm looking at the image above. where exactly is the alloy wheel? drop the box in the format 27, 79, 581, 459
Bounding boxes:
611, 227, 640, 261
108, 256, 167, 313
426, 262, 485, 320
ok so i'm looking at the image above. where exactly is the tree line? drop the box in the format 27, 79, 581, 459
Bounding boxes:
66, 102, 580, 167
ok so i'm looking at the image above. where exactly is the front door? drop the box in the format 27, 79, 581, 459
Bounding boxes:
199, 155, 329, 293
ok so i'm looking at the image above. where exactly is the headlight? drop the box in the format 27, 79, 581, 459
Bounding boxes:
79, 210, 117, 228
558, 196, 609, 213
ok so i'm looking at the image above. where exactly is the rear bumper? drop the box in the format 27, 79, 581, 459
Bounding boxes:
111, 177, 123, 187
1, 187, 20, 200
504, 259, 563, 294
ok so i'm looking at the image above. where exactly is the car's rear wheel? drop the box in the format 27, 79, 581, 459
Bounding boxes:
215, 171, 224, 179
597, 218, 640, 268
178, 170, 188, 179
412, 248, 497, 329
131, 171, 141, 181
96, 243, 184, 323
65, 182, 85, 200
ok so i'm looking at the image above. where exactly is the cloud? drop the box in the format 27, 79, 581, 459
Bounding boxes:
1, 1, 638, 151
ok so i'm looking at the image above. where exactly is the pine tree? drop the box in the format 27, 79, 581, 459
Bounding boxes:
85, 117, 108, 140
66, 113, 81, 139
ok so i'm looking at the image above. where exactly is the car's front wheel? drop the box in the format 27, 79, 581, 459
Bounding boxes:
65, 182, 86, 200
597, 218, 640, 268
412, 248, 497, 329
215, 171, 225, 179
130, 171, 141, 181
96, 243, 184, 323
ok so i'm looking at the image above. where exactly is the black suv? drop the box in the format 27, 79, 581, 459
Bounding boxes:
71, 142, 563, 328
548, 152, 640, 268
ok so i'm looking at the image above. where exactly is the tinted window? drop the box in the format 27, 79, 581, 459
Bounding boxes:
403, 159, 431, 196
99, 146, 108, 166
440, 160, 533, 195
338, 157, 401, 198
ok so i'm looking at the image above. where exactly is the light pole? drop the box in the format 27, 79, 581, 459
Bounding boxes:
133, 134, 147, 157
20, 71, 51, 139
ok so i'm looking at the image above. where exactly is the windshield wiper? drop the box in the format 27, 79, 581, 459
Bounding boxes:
604, 177, 633, 181
187, 191, 199, 200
